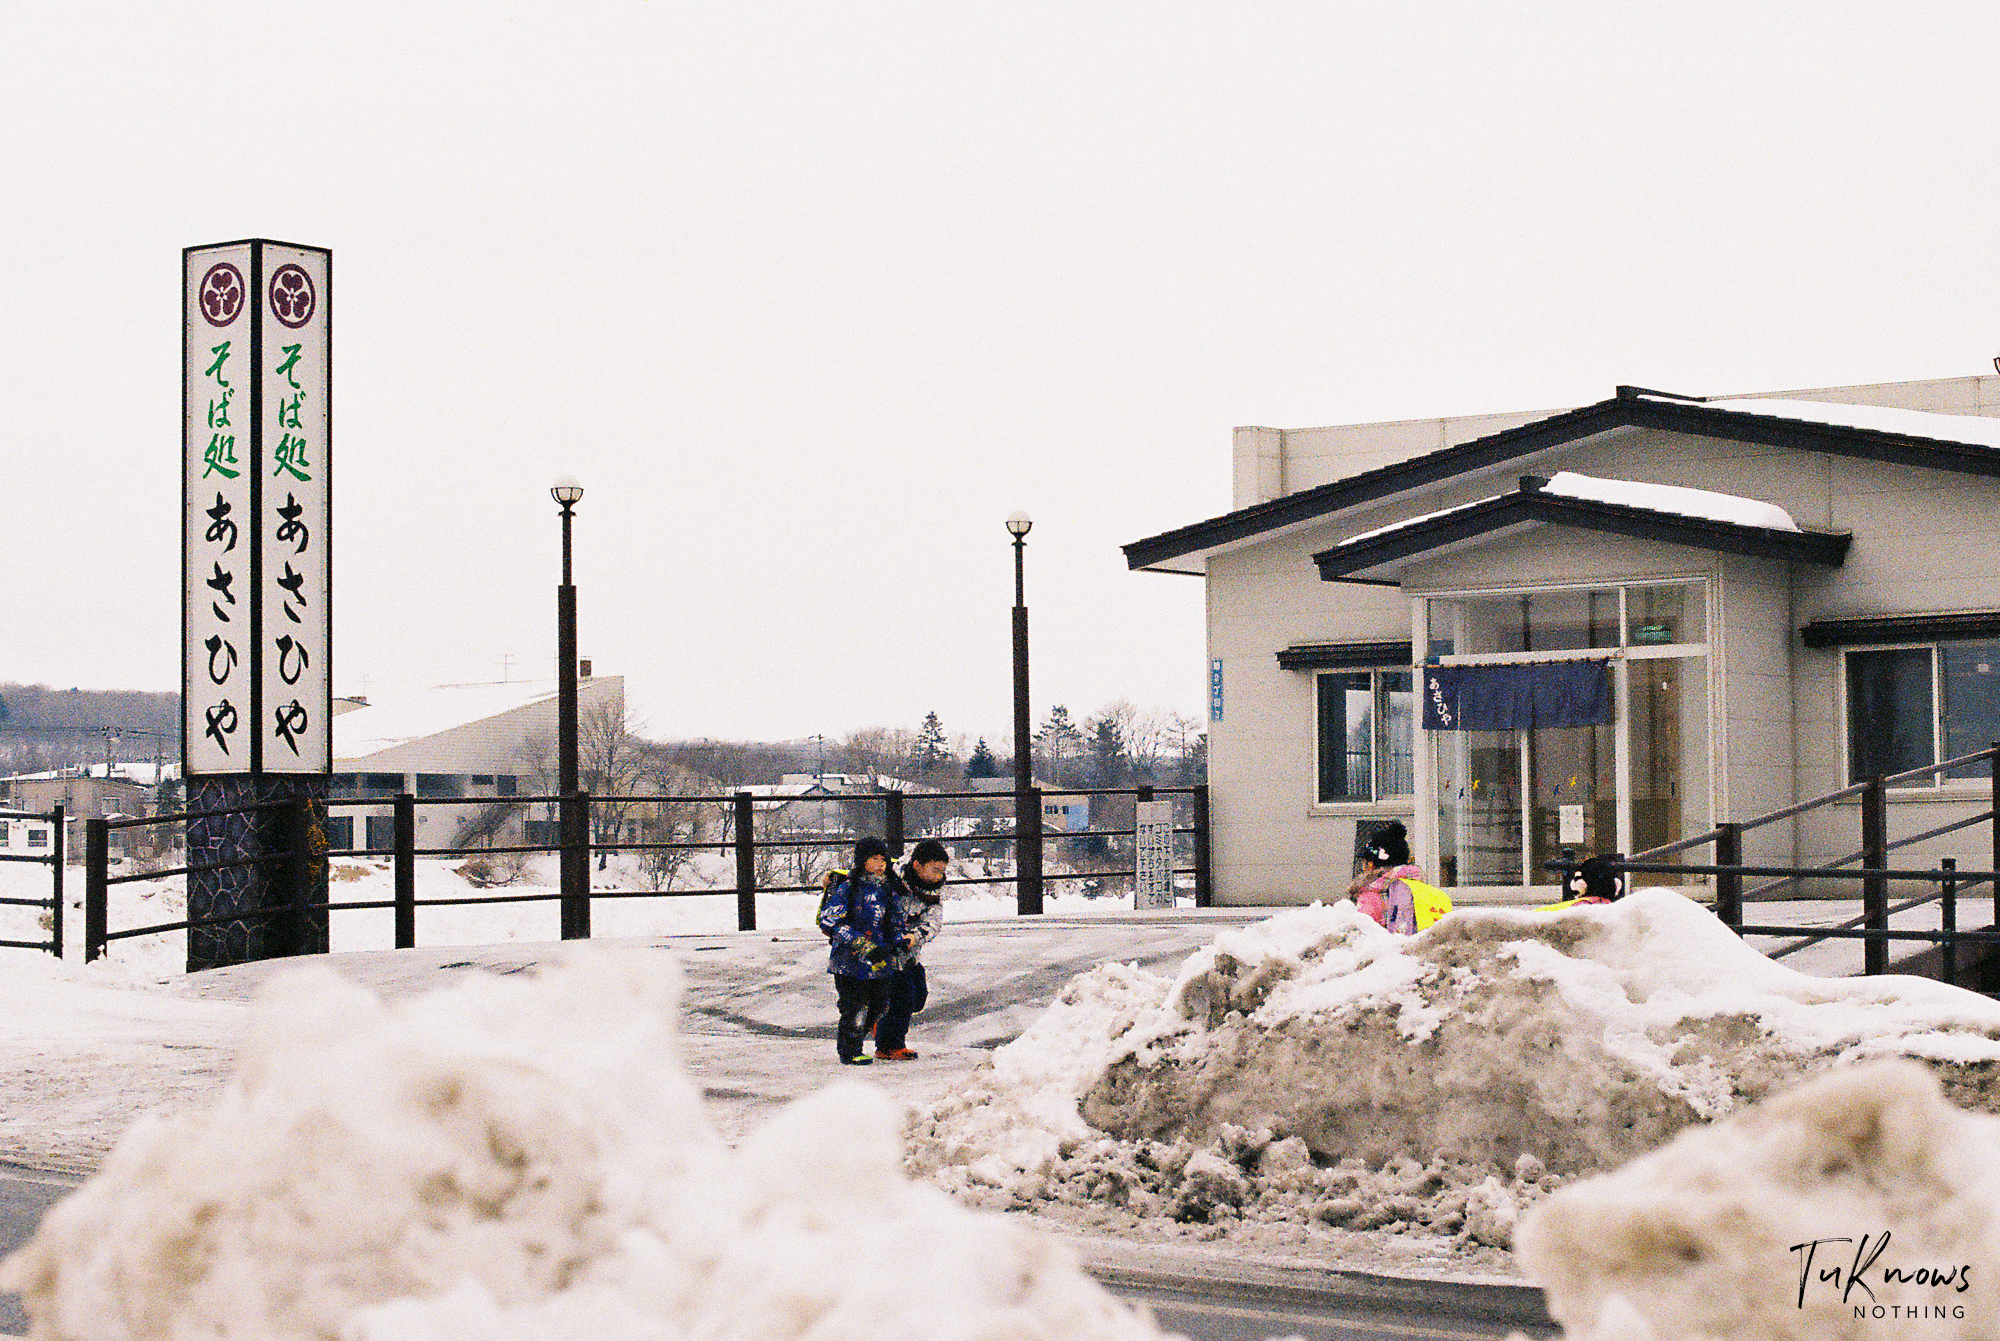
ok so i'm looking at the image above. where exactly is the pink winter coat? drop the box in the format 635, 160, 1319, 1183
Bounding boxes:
1349, 864, 1421, 935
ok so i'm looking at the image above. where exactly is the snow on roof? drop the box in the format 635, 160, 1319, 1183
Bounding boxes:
1339, 469, 1799, 547
1542, 470, 1799, 531
1683, 393, 2000, 451
330, 681, 560, 760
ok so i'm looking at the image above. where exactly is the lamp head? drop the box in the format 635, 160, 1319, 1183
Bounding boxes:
1005, 511, 1032, 538
551, 476, 584, 505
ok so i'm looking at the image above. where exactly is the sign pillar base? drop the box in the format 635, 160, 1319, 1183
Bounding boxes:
186, 774, 329, 972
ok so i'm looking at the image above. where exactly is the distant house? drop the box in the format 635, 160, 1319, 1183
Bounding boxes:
0, 809, 58, 859
329, 676, 624, 855
0, 766, 158, 858
1125, 373, 2000, 904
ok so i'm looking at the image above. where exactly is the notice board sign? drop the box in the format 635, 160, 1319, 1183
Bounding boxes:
1135, 799, 1175, 909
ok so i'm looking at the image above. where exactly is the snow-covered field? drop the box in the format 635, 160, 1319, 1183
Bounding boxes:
7, 857, 2000, 1339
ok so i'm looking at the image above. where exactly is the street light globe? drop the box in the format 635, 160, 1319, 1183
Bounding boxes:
551, 475, 585, 505
1005, 511, 1033, 537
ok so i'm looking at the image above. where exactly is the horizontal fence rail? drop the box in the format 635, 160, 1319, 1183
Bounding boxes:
0, 806, 62, 956
75, 784, 1212, 964
1551, 742, 2000, 993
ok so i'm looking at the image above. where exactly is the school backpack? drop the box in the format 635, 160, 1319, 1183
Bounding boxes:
817, 869, 850, 941
1406, 878, 1452, 930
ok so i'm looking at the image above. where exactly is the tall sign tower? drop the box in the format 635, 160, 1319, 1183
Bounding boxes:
181, 239, 332, 969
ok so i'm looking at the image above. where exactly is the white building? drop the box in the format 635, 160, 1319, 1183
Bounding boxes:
1125, 374, 2000, 904
329, 676, 624, 854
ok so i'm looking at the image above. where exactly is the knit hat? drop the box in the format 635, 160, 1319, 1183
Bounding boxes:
1359, 820, 1410, 867
852, 836, 892, 872
910, 839, 949, 866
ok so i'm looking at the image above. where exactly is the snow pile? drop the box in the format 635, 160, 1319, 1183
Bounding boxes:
1518, 1060, 2000, 1341
1, 951, 1163, 1341
907, 892, 2000, 1249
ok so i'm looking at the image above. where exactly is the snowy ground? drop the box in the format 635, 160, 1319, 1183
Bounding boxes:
6, 856, 2000, 1337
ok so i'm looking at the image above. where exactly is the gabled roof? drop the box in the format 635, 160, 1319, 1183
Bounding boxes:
1125, 388, 2000, 572
1311, 474, 1851, 582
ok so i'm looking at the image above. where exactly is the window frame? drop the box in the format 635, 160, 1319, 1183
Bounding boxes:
1842, 639, 2000, 788
1313, 666, 1415, 806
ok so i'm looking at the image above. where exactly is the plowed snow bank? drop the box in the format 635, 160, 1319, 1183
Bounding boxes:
908, 892, 2000, 1248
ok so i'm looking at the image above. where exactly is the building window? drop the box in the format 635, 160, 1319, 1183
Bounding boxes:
496, 775, 517, 796
27, 827, 49, 849
326, 816, 354, 852
415, 774, 463, 798
1316, 669, 1414, 803
1846, 642, 2000, 783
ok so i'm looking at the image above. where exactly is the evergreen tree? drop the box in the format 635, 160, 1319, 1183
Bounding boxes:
916, 711, 949, 774
1034, 705, 1082, 785
965, 738, 999, 779
1084, 711, 1127, 787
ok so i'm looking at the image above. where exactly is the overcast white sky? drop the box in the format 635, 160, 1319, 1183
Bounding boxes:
6, 2, 1999, 749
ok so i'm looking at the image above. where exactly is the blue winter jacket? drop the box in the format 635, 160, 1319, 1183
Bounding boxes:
820, 872, 907, 980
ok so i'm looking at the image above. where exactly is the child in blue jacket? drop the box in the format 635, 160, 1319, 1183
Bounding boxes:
817, 836, 909, 1064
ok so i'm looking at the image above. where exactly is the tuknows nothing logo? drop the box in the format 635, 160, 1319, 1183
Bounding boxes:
1793, 1232, 1973, 1321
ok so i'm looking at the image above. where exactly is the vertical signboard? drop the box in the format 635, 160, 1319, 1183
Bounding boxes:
183, 239, 331, 777
1209, 658, 1224, 722
257, 244, 330, 772
1135, 799, 1175, 908
184, 244, 256, 773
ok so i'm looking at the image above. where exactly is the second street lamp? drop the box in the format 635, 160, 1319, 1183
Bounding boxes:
1007, 511, 1042, 914
552, 475, 587, 939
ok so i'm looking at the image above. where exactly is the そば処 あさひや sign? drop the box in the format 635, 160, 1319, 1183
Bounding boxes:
183, 240, 330, 776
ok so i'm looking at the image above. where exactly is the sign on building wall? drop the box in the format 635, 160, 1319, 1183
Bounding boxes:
1135, 799, 1175, 908
183, 240, 331, 776
1209, 658, 1224, 722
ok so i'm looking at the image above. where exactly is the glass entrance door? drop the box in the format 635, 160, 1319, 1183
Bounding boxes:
1425, 582, 1710, 890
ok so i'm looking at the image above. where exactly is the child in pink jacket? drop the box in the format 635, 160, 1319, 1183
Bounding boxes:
1348, 820, 1421, 934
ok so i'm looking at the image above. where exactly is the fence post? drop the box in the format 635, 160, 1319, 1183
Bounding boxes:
733, 792, 756, 932
560, 792, 592, 940
885, 789, 905, 857
1862, 775, 1887, 976
1990, 742, 1999, 931
1714, 822, 1743, 931
1193, 784, 1213, 908
84, 817, 108, 963
394, 794, 416, 950
49, 804, 64, 959
1941, 856, 1958, 989
1016, 786, 1044, 915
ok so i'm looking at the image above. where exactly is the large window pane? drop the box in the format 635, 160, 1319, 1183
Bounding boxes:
1442, 588, 1618, 655
1943, 642, 2000, 780
1847, 648, 1934, 782
1377, 671, 1414, 796
1626, 584, 1705, 646
1317, 672, 1373, 802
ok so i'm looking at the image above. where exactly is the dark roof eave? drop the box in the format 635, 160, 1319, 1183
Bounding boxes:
1124, 395, 1995, 571
1311, 492, 1851, 580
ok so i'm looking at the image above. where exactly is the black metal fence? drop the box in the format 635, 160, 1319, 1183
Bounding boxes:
74, 784, 1212, 963
0, 806, 62, 955
1560, 744, 2000, 992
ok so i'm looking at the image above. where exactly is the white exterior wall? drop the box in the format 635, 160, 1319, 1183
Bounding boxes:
1206, 532, 1410, 905
1197, 381, 2000, 906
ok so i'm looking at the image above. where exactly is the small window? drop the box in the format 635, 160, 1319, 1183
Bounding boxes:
415, 774, 463, 798
326, 816, 354, 852
1316, 669, 1414, 803
363, 773, 402, 794
495, 775, 517, 796
27, 827, 50, 849
328, 774, 358, 797
471, 774, 494, 786
1847, 647, 1934, 782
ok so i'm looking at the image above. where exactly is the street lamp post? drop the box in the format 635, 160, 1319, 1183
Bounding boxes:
552, 475, 588, 939
1007, 512, 1042, 914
